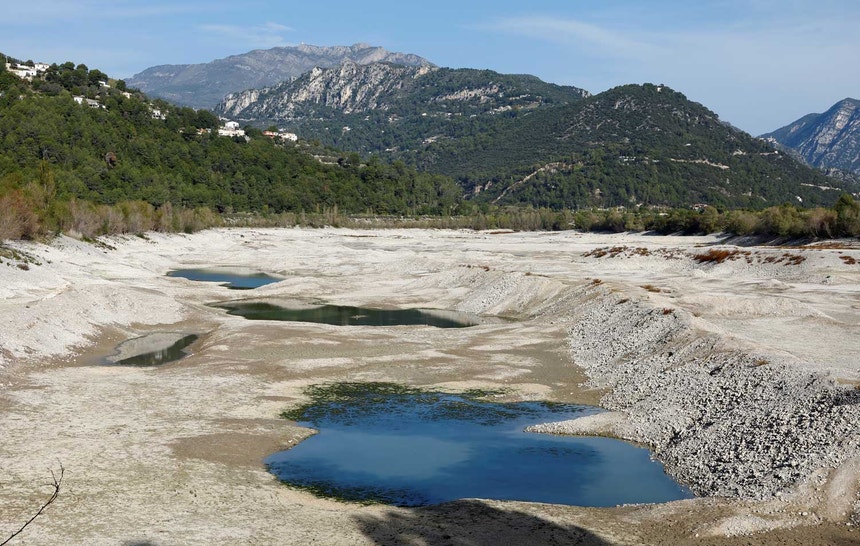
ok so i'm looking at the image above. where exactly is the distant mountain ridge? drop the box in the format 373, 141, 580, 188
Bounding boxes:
762, 98, 860, 175
217, 68, 850, 208
126, 43, 432, 109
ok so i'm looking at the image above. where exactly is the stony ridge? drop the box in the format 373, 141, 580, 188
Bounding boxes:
214, 62, 589, 121
529, 283, 859, 500
218, 62, 434, 118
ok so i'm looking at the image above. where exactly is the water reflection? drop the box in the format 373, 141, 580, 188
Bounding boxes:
106, 334, 199, 367
215, 302, 479, 328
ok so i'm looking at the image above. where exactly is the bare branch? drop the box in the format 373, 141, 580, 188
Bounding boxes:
1, 464, 64, 546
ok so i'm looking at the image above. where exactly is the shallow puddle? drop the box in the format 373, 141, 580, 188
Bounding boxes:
167, 269, 280, 290
266, 383, 692, 507
214, 302, 479, 328
105, 334, 199, 367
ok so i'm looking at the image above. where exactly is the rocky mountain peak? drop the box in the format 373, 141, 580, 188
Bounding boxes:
126, 43, 432, 109
763, 97, 860, 175
214, 63, 587, 123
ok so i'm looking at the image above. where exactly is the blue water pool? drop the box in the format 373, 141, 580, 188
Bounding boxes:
266, 384, 692, 507
167, 269, 280, 290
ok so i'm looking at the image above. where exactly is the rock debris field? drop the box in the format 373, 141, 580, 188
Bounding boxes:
0, 228, 858, 545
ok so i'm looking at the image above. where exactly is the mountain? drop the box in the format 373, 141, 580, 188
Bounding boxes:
214, 61, 591, 162
217, 62, 437, 118
219, 70, 848, 209
438, 84, 850, 208
126, 43, 432, 109
216, 61, 590, 119
762, 98, 860, 175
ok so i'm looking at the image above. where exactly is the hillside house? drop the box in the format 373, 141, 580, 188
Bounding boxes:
6, 63, 38, 80
4, 61, 50, 80
73, 96, 104, 109
263, 130, 299, 142
218, 127, 246, 137
218, 121, 245, 138
219, 128, 246, 137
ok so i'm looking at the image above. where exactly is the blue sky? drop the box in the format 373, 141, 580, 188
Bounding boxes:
2, 0, 858, 135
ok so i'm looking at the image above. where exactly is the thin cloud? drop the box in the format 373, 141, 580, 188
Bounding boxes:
199, 22, 295, 48
481, 15, 664, 60
478, 8, 860, 134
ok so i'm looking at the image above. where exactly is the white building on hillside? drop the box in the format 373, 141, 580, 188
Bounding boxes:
218, 120, 245, 138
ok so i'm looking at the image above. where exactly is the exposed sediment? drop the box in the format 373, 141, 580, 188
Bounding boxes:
2, 229, 859, 544
530, 283, 860, 502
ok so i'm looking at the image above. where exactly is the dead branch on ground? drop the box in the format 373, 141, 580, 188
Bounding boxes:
1, 464, 64, 546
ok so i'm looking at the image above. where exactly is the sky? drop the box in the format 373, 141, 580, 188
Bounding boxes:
2, 0, 858, 135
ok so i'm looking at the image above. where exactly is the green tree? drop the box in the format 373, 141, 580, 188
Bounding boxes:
833, 194, 860, 236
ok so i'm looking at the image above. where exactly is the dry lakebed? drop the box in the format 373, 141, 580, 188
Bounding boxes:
1, 227, 858, 545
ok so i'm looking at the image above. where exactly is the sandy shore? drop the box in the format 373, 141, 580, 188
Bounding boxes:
0, 228, 858, 545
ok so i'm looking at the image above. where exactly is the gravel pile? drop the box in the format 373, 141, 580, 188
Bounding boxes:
552, 284, 860, 499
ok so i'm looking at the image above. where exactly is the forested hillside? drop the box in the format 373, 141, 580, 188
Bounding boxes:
418, 84, 847, 209
0, 56, 461, 239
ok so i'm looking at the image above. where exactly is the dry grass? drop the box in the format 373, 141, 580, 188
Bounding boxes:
780, 253, 806, 266
693, 248, 807, 266
584, 246, 652, 259
840, 255, 858, 265
693, 249, 749, 263
640, 284, 663, 293
764, 253, 807, 266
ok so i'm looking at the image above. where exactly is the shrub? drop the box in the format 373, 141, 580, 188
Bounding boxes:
804, 207, 837, 238
834, 194, 860, 237
724, 210, 759, 235
0, 190, 40, 240
756, 205, 806, 238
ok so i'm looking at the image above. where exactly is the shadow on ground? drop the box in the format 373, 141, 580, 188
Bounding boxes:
354, 499, 614, 546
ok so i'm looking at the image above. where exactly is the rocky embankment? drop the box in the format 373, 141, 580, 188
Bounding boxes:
530, 283, 860, 502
